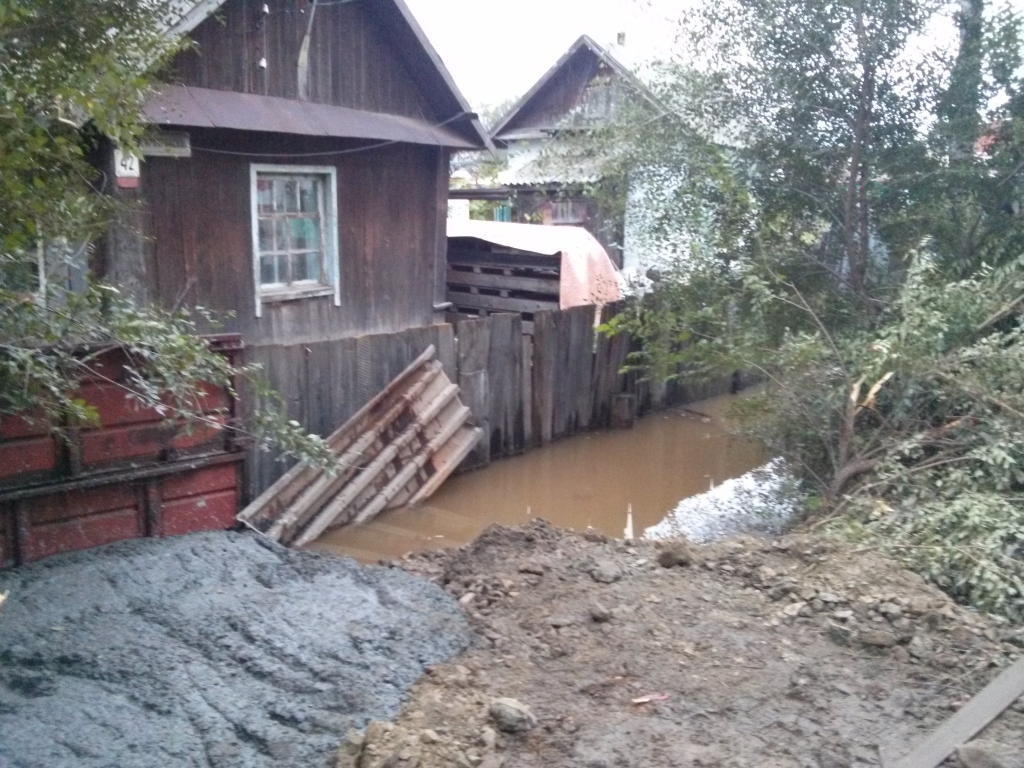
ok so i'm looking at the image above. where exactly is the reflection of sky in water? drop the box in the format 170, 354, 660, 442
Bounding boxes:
311, 393, 766, 563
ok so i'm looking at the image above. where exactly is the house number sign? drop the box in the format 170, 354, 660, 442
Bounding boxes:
113, 148, 141, 189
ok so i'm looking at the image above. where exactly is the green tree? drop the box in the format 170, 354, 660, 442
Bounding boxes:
581, 0, 1024, 615
0, 0, 332, 466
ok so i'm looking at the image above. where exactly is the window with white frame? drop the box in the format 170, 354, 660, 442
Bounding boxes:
250, 164, 339, 316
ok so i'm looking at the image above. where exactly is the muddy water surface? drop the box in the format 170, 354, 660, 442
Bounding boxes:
310, 393, 765, 563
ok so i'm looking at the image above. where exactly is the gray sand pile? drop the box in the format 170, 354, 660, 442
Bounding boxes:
0, 531, 470, 768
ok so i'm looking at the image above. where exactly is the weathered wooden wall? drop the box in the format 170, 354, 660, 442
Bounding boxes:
243, 304, 737, 499
496, 46, 599, 135
136, 129, 449, 346
170, 0, 435, 121
244, 323, 457, 498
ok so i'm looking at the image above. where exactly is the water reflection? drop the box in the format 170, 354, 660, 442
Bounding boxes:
309, 393, 765, 563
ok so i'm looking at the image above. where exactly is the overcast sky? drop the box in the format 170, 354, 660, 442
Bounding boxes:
404, 0, 686, 112
404, 0, 1024, 118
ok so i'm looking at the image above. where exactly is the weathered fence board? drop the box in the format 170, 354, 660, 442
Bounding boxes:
487, 313, 525, 457
531, 310, 557, 446
592, 302, 631, 427
455, 318, 491, 470
244, 305, 736, 503
245, 323, 457, 498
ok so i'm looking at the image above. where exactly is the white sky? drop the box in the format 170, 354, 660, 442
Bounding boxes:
405, 0, 1024, 116
404, 0, 688, 111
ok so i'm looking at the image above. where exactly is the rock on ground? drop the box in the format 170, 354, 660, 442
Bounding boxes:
0, 531, 470, 768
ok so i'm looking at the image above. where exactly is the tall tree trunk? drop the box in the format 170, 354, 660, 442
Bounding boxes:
844, 0, 876, 314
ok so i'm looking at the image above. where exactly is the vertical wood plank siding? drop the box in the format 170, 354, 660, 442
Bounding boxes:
241, 304, 738, 500
169, 0, 436, 121
140, 130, 448, 347
496, 47, 599, 135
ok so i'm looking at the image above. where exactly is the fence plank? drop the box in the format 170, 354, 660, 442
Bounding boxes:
532, 311, 557, 445
522, 333, 533, 447
570, 305, 595, 434
487, 313, 524, 457
455, 318, 491, 469
592, 302, 630, 428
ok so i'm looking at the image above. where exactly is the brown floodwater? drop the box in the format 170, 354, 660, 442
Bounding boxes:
309, 393, 766, 563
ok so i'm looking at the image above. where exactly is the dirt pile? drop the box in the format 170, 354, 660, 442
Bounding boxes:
0, 532, 470, 768
347, 520, 1024, 768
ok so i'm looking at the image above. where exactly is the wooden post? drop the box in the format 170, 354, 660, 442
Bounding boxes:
522, 333, 533, 447
532, 310, 556, 445
612, 394, 636, 429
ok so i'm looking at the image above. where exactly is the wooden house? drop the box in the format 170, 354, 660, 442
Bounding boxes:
101, 0, 491, 349
0, 0, 495, 564
451, 35, 657, 271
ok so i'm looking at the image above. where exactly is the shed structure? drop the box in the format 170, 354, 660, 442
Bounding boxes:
446, 219, 621, 331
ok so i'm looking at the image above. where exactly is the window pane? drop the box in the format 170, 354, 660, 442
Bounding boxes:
292, 252, 310, 282
274, 219, 289, 251
257, 179, 274, 213
276, 253, 289, 284
298, 178, 318, 213
306, 251, 321, 282
283, 179, 299, 213
260, 255, 276, 285
290, 251, 320, 283
268, 179, 282, 212
258, 219, 274, 252
290, 217, 319, 251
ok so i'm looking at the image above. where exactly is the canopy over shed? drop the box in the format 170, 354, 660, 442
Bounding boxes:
447, 220, 621, 310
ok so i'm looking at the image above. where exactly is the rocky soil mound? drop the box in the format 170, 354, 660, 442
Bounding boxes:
349, 520, 1024, 768
0, 531, 470, 768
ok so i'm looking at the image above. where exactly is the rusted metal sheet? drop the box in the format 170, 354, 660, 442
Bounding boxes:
0, 336, 245, 568
237, 345, 481, 547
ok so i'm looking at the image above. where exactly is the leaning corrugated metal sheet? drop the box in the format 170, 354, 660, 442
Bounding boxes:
237, 346, 481, 547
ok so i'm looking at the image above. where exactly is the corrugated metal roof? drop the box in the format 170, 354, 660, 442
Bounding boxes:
144, 85, 481, 149
495, 142, 602, 186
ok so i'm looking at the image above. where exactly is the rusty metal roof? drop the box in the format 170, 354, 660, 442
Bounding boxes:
144, 84, 482, 149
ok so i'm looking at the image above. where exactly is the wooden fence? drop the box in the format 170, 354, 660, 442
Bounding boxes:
244, 302, 735, 499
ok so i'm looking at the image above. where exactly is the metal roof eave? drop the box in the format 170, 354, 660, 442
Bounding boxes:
144, 84, 481, 149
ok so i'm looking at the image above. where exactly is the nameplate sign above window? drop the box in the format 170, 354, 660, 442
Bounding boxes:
139, 131, 192, 158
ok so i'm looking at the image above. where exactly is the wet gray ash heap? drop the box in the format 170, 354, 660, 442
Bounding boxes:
0, 532, 469, 768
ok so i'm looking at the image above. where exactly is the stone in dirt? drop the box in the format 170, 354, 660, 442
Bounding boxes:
590, 560, 622, 583
518, 562, 546, 575
828, 622, 855, 647
0, 531, 470, 768
489, 697, 537, 733
958, 740, 1019, 768
858, 628, 897, 647
657, 540, 694, 568
590, 602, 613, 623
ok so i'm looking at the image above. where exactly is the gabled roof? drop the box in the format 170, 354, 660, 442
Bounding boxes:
490, 35, 659, 145
167, 0, 491, 150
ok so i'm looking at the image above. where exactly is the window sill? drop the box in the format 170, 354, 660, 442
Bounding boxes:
260, 285, 336, 305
